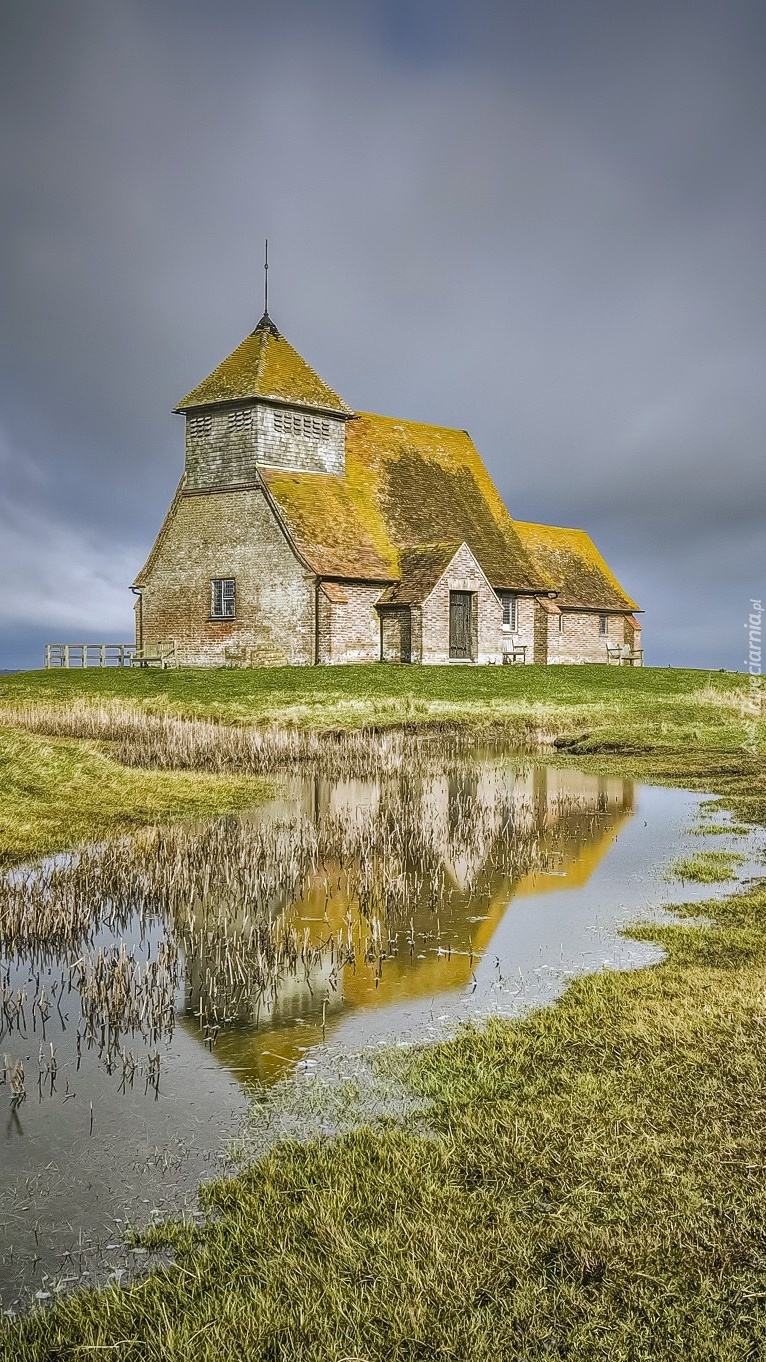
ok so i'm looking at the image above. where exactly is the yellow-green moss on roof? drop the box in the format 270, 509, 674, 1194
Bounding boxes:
377, 542, 465, 605
515, 521, 639, 612
175, 320, 353, 415
261, 466, 396, 580
261, 412, 551, 592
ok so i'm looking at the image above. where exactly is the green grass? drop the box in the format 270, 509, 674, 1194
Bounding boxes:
2, 667, 766, 1358
0, 726, 268, 865
0, 663, 758, 752
668, 850, 746, 884
2, 663, 759, 864
688, 823, 751, 836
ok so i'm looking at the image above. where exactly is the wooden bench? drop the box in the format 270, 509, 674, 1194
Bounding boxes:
131, 642, 177, 669
606, 642, 643, 666
502, 638, 527, 664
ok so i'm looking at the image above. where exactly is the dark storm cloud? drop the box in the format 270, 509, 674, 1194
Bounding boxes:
1, 0, 764, 667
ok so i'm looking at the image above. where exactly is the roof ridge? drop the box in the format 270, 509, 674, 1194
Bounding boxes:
252, 329, 270, 389
515, 519, 588, 536
355, 410, 469, 436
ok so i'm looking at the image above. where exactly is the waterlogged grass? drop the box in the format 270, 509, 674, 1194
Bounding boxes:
0, 664, 760, 753
0, 726, 268, 864
669, 850, 746, 883
688, 823, 750, 836
0, 667, 760, 866
2, 671, 766, 1356
5, 870, 766, 1359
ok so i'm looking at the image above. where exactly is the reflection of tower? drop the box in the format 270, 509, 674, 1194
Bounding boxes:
533, 765, 549, 827
182, 757, 638, 1090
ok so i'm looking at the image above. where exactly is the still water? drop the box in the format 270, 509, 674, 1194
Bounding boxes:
0, 751, 759, 1308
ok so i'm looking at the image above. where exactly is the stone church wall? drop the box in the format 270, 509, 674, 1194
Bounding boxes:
138, 487, 315, 666
420, 543, 504, 665
544, 611, 640, 664
319, 584, 383, 664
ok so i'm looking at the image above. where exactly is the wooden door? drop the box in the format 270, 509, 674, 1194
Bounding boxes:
449, 591, 473, 659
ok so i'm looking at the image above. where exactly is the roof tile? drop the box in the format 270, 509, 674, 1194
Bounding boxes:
175, 320, 352, 415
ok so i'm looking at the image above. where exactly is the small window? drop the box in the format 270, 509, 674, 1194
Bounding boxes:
598, 614, 609, 635
188, 413, 212, 437
501, 593, 518, 630
211, 578, 236, 619
557, 611, 564, 633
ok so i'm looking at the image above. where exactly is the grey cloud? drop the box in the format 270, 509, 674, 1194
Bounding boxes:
0, 0, 764, 668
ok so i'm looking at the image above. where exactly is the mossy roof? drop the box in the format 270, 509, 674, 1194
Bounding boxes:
514, 521, 639, 612
262, 413, 550, 591
175, 316, 353, 415
377, 542, 465, 605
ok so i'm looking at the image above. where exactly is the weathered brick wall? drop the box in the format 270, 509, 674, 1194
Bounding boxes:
545, 611, 631, 664
624, 617, 643, 658
420, 543, 504, 664
410, 606, 423, 664
380, 609, 411, 663
138, 487, 315, 666
184, 402, 346, 489
505, 595, 535, 664
533, 601, 549, 664
325, 584, 383, 664
316, 590, 332, 665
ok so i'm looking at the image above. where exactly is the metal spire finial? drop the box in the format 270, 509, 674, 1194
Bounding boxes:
252, 239, 280, 337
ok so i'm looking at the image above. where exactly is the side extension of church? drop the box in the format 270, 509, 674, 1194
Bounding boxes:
133, 312, 642, 667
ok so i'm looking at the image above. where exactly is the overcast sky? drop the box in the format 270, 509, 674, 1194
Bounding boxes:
1, 0, 764, 669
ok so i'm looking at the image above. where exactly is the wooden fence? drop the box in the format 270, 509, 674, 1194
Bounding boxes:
44, 644, 136, 669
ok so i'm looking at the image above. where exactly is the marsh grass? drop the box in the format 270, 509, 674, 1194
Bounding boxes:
688, 823, 751, 836
0, 725, 271, 865
3, 670, 766, 1358
0, 666, 762, 865
0, 664, 761, 755
0, 697, 554, 775
668, 850, 746, 883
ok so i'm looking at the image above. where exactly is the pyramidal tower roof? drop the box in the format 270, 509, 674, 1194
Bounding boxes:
174, 312, 353, 416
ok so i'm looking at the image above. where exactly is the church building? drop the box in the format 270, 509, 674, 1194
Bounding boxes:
133, 310, 642, 667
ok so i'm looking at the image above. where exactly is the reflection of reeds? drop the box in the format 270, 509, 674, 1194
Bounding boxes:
0, 752, 624, 1100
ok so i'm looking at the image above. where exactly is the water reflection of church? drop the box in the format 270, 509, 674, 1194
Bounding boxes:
183, 762, 635, 1085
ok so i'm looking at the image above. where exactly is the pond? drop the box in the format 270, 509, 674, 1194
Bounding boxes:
0, 748, 761, 1310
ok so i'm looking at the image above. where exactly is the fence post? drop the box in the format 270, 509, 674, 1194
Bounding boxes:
63, 645, 70, 669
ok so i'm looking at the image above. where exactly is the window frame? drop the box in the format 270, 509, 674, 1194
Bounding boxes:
598, 614, 609, 635
210, 577, 236, 620
501, 592, 518, 631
